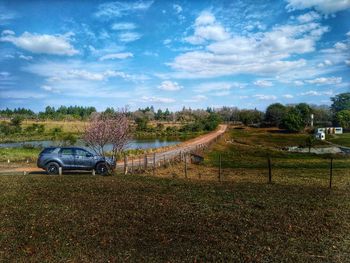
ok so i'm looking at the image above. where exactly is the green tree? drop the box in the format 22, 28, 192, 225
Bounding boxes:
331, 93, 350, 113
280, 108, 304, 132
295, 103, 312, 126
335, 110, 350, 128
265, 103, 286, 127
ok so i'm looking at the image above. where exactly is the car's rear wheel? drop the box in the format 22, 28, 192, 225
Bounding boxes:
96, 162, 108, 176
46, 162, 60, 175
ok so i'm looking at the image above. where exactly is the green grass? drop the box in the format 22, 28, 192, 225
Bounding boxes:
328, 133, 350, 147
0, 173, 349, 262
205, 127, 350, 170
0, 147, 40, 162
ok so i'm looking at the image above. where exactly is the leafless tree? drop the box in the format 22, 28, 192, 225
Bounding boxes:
83, 109, 130, 160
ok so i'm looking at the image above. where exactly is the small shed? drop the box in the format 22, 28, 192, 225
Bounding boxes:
190, 153, 204, 164
334, 127, 343, 134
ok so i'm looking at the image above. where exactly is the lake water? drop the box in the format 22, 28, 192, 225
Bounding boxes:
0, 138, 181, 150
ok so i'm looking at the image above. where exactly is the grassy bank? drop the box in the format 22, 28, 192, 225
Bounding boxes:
0, 173, 349, 262
328, 133, 350, 147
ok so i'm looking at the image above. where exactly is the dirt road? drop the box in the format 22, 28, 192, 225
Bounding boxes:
1, 125, 227, 174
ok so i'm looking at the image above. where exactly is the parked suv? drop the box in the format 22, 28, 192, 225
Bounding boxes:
37, 147, 116, 175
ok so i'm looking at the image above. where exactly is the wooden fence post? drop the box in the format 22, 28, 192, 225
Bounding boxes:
131, 157, 134, 174
144, 154, 148, 170
59, 167, 62, 176
124, 155, 128, 175
92, 169, 95, 176
329, 157, 333, 189
267, 155, 272, 183
153, 153, 156, 177
184, 153, 188, 178
219, 154, 222, 182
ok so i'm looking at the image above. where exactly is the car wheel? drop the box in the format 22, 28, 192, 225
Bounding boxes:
46, 162, 60, 175
96, 162, 108, 176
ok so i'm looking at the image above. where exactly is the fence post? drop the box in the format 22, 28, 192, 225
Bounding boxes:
179, 151, 182, 162
131, 157, 134, 174
124, 155, 128, 175
219, 154, 222, 182
59, 167, 62, 176
153, 153, 156, 177
144, 154, 148, 170
268, 155, 272, 183
184, 153, 188, 178
329, 157, 333, 189
92, 169, 95, 176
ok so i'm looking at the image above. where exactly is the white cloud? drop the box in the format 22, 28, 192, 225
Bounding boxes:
19, 54, 33, 61
95, 1, 153, 18
286, 0, 350, 14
300, 90, 333, 96
294, 80, 304, 86
170, 12, 328, 78
195, 11, 216, 26
345, 60, 350, 66
118, 32, 142, 42
254, 80, 273, 87
99, 52, 133, 61
194, 82, 244, 92
297, 11, 321, 23
184, 95, 207, 102
111, 22, 137, 30
141, 96, 175, 103
0, 6, 17, 25
283, 94, 294, 98
158, 80, 183, 91
254, 94, 277, 100
306, 77, 342, 85
173, 4, 182, 14
185, 11, 230, 44
0, 31, 78, 56
163, 39, 171, 45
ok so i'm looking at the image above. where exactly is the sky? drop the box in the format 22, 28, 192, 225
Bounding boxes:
0, 0, 349, 112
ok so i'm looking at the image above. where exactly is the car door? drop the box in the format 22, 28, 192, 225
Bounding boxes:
74, 148, 94, 169
58, 148, 75, 168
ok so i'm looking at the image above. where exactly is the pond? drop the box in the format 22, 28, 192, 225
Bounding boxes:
0, 138, 182, 151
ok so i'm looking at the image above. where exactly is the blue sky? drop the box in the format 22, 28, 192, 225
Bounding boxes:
0, 0, 349, 112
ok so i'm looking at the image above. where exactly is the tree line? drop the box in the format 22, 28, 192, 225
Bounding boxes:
1, 92, 349, 133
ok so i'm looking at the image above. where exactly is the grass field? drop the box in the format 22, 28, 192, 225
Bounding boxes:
0, 173, 349, 262
1, 126, 350, 262
328, 133, 350, 147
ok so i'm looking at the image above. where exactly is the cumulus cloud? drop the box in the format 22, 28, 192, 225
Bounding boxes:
141, 96, 175, 103
297, 11, 321, 23
184, 11, 230, 44
254, 80, 273, 87
286, 0, 350, 14
99, 52, 133, 61
306, 76, 342, 85
283, 94, 294, 98
169, 12, 328, 78
158, 80, 183, 91
95, 1, 153, 18
118, 32, 142, 42
0, 31, 78, 56
111, 22, 137, 30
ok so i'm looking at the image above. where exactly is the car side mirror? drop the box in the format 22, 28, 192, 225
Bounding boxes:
86, 153, 93, 158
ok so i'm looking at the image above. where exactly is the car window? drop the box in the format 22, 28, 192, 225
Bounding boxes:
60, 148, 74, 155
75, 149, 89, 157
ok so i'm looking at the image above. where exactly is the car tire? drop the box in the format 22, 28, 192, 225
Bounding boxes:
46, 162, 60, 175
96, 162, 108, 176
